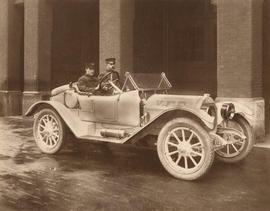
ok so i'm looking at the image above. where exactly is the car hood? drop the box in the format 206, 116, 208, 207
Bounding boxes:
145, 94, 214, 110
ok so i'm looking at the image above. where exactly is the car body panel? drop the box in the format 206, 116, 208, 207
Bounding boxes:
145, 94, 215, 129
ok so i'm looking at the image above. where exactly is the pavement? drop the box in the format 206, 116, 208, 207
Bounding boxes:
255, 135, 270, 149
0, 116, 269, 211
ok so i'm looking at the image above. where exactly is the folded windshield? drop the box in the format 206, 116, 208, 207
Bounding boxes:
122, 72, 172, 91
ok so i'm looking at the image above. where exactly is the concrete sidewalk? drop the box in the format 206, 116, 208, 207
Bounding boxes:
255, 135, 270, 149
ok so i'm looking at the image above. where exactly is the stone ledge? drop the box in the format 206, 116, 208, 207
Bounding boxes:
0, 91, 22, 116
22, 91, 51, 115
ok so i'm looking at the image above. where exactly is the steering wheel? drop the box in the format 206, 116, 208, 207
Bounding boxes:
97, 71, 120, 93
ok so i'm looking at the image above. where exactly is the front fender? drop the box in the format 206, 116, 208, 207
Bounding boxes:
215, 101, 253, 126
25, 101, 88, 138
125, 107, 215, 144
147, 107, 215, 130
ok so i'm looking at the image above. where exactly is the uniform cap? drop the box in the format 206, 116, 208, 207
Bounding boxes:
105, 58, 116, 64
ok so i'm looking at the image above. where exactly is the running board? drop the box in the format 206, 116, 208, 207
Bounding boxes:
78, 135, 128, 144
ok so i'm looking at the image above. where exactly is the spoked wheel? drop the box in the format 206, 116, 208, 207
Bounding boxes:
216, 116, 254, 163
157, 118, 214, 180
33, 108, 66, 154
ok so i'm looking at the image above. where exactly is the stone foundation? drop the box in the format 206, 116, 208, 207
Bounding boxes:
0, 91, 22, 116
22, 91, 51, 115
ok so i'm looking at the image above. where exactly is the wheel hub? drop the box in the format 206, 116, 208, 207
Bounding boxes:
177, 143, 191, 155
44, 123, 54, 137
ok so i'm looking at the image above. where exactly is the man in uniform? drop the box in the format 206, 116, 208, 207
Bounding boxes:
98, 58, 122, 94
98, 58, 116, 79
77, 62, 98, 92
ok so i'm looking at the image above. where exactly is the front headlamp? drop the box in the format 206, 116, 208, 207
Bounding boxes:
221, 103, 235, 120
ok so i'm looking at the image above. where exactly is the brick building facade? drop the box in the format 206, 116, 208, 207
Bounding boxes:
0, 0, 269, 136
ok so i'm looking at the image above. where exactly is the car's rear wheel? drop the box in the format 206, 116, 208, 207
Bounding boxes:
157, 117, 214, 180
33, 108, 66, 154
215, 116, 254, 163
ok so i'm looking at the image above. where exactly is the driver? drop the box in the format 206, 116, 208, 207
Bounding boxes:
98, 58, 116, 80
97, 58, 121, 94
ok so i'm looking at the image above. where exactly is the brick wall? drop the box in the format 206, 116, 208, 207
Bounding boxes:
217, 0, 263, 98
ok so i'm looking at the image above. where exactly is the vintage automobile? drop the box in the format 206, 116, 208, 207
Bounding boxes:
25, 71, 254, 181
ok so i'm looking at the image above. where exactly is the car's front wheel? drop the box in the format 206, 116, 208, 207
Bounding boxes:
33, 108, 66, 154
157, 117, 214, 180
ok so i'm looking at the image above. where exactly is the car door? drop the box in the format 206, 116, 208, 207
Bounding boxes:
78, 94, 119, 123
77, 90, 141, 126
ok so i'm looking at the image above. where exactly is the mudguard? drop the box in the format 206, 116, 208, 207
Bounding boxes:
150, 107, 215, 130
123, 106, 216, 144
215, 101, 254, 126
144, 94, 216, 131
25, 101, 89, 138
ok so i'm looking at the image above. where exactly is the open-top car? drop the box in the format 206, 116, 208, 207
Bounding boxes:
25, 71, 254, 180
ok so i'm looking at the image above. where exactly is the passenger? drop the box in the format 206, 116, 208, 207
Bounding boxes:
77, 62, 98, 92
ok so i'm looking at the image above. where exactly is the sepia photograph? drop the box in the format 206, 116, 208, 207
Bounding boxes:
0, 0, 269, 210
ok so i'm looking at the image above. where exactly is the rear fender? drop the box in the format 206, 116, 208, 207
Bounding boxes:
25, 101, 88, 137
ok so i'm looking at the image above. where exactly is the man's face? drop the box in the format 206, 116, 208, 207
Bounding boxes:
86, 67, 95, 76
106, 62, 115, 72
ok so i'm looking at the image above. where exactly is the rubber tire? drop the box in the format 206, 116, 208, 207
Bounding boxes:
33, 108, 66, 154
157, 117, 214, 181
215, 116, 254, 163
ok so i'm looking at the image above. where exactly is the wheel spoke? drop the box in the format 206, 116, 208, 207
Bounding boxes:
181, 129, 186, 142
52, 133, 59, 140
40, 133, 46, 141
39, 124, 46, 129
51, 135, 57, 144
176, 155, 182, 165
184, 156, 188, 169
39, 130, 46, 134
191, 142, 201, 147
171, 132, 182, 143
187, 132, 194, 143
191, 150, 202, 157
41, 119, 47, 125
53, 128, 59, 133
231, 143, 239, 153
168, 150, 178, 156
189, 155, 198, 166
226, 144, 230, 155
44, 115, 48, 123
167, 141, 178, 147
50, 137, 55, 146
45, 136, 49, 144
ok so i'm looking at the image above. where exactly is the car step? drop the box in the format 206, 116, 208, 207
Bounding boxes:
78, 135, 127, 144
